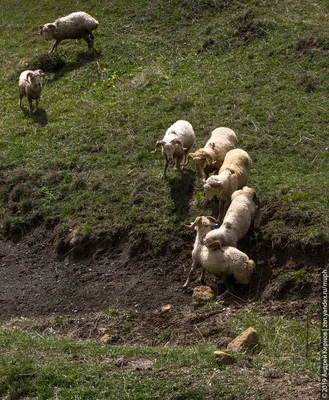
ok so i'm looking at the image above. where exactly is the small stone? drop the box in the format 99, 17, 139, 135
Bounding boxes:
192, 286, 215, 305
100, 334, 120, 344
214, 350, 234, 365
100, 334, 111, 343
227, 327, 259, 352
160, 304, 173, 313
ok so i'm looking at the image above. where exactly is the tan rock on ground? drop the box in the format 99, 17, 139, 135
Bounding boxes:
227, 327, 259, 352
192, 286, 215, 305
214, 350, 234, 365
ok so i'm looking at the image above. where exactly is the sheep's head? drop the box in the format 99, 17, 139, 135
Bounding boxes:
203, 170, 233, 200
25, 71, 42, 88
40, 23, 57, 40
155, 139, 185, 162
185, 150, 213, 169
185, 216, 218, 232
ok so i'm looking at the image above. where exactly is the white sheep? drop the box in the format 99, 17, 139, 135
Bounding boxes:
183, 127, 237, 180
203, 186, 256, 250
39, 11, 99, 53
151, 120, 195, 178
203, 148, 252, 222
19, 69, 43, 115
183, 215, 255, 289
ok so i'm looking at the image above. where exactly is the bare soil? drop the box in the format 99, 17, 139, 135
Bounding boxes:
0, 224, 324, 399
0, 224, 323, 328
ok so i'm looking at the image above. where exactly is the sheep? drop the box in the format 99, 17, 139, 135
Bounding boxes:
151, 120, 195, 178
183, 215, 255, 289
183, 127, 237, 180
19, 69, 43, 115
203, 186, 256, 250
203, 148, 252, 222
39, 11, 99, 53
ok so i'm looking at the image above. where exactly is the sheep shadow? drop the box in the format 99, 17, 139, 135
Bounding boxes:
21, 107, 48, 126
49, 49, 101, 82
168, 168, 196, 220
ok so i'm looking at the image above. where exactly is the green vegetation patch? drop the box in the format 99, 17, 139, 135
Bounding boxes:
0, 310, 319, 399
0, 0, 329, 248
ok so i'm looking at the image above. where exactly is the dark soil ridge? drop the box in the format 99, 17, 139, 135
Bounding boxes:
0, 219, 325, 324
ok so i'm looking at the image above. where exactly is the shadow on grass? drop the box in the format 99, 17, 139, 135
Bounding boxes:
168, 168, 196, 220
50, 49, 102, 82
21, 107, 48, 126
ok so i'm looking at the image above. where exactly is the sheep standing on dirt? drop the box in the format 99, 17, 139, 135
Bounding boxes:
19, 69, 43, 115
39, 11, 99, 53
203, 148, 252, 222
151, 120, 195, 178
203, 186, 256, 250
183, 127, 237, 180
183, 215, 255, 289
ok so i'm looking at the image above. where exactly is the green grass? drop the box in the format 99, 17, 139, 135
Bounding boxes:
0, 0, 329, 248
0, 310, 320, 399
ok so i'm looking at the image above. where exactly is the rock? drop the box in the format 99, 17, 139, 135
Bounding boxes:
192, 286, 215, 305
100, 334, 120, 344
160, 304, 173, 313
214, 350, 234, 365
227, 327, 259, 352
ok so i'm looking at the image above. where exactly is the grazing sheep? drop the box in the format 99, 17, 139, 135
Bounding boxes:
203, 148, 252, 222
40, 11, 99, 53
19, 69, 43, 115
184, 127, 237, 180
151, 120, 195, 178
183, 215, 255, 289
203, 186, 256, 250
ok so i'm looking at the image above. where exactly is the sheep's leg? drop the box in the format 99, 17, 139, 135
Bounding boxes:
83, 35, 94, 53
162, 156, 169, 179
182, 149, 188, 165
27, 97, 33, 115
217, 199, 229, 223
174, 158, 183, 177
19, 94, 24, 109
183, 261, 198, 288
34, 98, 39, 113
223, 275, 235, 291
49, 40, 60, 53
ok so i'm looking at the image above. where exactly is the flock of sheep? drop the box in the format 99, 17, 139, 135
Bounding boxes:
152, 120, 256, 291
18, 11, 256, 293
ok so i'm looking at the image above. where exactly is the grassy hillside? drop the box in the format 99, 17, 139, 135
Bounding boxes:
0, 0, 329, 250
